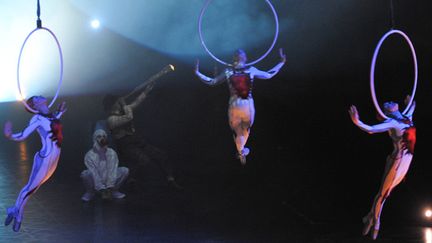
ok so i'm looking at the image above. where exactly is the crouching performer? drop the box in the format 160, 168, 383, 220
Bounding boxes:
81, 129, 129, 201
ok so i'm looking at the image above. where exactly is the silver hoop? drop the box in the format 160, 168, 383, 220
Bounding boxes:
198, 0, 279, 66
17, 27, 64, 113
370, 29, 417, 119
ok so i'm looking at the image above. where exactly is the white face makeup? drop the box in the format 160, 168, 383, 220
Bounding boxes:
97, 135, 108, 146
94, 131, 108, 146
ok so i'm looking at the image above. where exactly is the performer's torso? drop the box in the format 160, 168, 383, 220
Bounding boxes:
388, 118, 416, 155
87, 147, 117, 180
109, 117, 135, 140
34, 114, 63, 156
226, 68, 253, 100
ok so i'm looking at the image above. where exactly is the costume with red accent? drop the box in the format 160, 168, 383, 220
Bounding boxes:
349, 99, 416, 240
195, 49, 286, 164
229, 68, 253, 99
3, 96, 66, 232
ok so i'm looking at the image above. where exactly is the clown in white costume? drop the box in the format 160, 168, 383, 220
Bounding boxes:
81, 129, 129, 201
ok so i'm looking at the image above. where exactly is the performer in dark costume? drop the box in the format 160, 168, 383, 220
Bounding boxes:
104, 67, 181, 189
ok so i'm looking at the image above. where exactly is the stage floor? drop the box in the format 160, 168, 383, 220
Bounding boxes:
0, 141, 429, 243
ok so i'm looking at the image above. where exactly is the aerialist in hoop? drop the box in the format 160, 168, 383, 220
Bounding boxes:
4, 97, 66, 232
4, 0, 65, 231
195, 0, 285, 165
195, 49, 286, 164
349, 27, 418, 240
349, 95, 416, 240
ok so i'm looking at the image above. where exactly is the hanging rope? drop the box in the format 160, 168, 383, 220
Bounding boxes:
36, 0, 42, 28
389, 0, 396, 29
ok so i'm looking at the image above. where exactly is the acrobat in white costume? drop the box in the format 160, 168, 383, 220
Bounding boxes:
195, 0, 284, 165
3, 96, 66, 232
349, 97, 416, 240
195, 49, 285, 164
349, 28, 418, 240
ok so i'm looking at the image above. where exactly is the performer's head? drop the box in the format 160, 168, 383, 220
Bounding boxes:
26, 95, 49, 114
103, 94, 122, 115
93, 129, 109, 148
233, 49, 247, 68
383, 101, 405, 120
383, 101, 399, 113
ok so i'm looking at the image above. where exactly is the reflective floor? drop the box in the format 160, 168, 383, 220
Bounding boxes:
0, 142, 430, 242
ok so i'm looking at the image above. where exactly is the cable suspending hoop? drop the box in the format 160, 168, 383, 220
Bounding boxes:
370, 29, 418, 120
198, 0, 279, 67
17, 0, 64, 113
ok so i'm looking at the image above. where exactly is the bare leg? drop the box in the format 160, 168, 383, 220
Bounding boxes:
9, 152, 59, 231
363, 155, 398, 239
231, 124, 249, 155
229, 100, 255, 165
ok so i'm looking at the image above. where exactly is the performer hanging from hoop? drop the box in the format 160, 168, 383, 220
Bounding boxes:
195, 48, 286, 164
3, 96, 66, 232
349, 95, 416, 240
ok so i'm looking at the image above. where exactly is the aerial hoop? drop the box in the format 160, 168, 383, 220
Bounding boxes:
370, 29, 418, 120
198, 0, 279, 67
17, 27, 64, 113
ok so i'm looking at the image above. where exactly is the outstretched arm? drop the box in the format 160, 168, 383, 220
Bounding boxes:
349, 105, 393, 134
4, 117, 40, 142
128, 82, 154, 110
250, 48, 286, 80
194, 60, 226, 86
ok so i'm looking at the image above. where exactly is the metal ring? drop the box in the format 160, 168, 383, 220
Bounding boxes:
198, 0, 279, 67
370, 29, 418, 119
17, 27, 64, 113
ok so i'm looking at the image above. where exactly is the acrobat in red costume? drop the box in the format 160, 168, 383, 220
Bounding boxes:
195, 49, 285, 164
3, 96, 66, 232
349, 96, 416, 240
